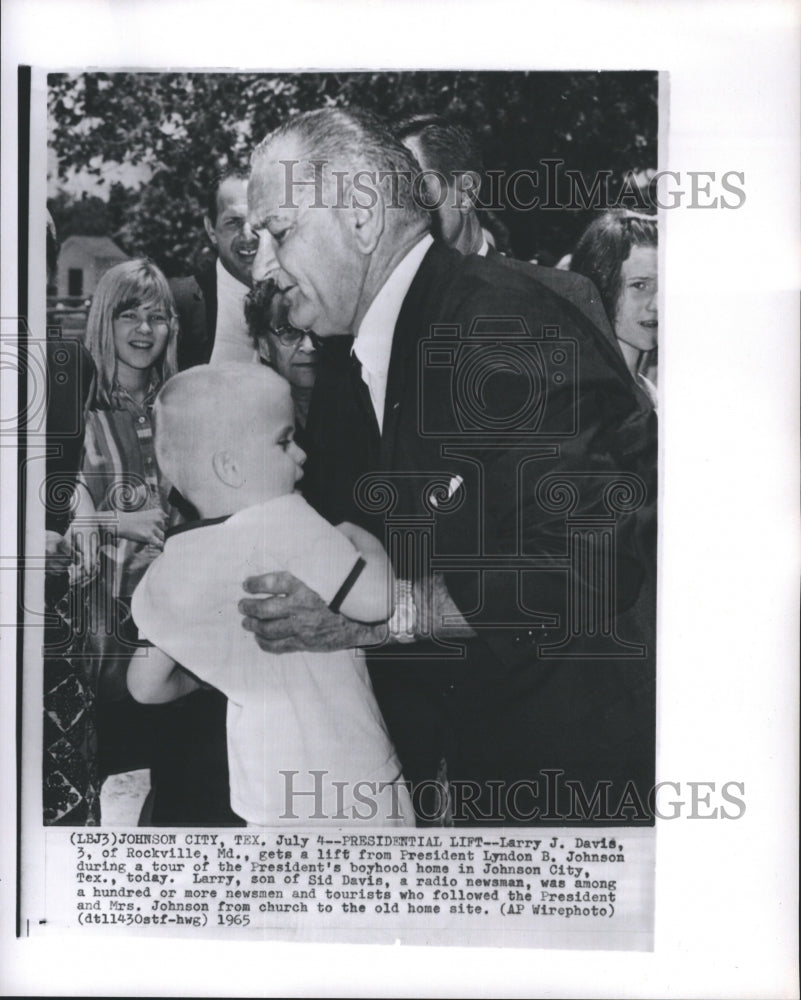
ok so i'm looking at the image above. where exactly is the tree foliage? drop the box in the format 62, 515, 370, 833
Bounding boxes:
48, 71, 657, 274
48, 183, 135, 241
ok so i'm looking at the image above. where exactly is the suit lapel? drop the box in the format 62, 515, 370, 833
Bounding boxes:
379, 324, 413, 468
380, 243, 455, 467
196, 263, 218, 337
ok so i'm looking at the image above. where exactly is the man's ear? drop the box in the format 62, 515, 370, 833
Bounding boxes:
211, 449, 242, 488
203, 216, 219, 248
351, 194, 385, 255
455, 171, 481, 212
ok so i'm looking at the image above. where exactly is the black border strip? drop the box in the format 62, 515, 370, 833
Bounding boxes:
16, 64, 31, 939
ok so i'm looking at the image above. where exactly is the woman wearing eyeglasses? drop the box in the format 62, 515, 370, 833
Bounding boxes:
244, 276, 319, 439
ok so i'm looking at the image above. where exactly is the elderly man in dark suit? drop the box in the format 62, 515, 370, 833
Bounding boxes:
240, 107, 656, 826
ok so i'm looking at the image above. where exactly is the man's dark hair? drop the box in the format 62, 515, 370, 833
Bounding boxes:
395, 113, 485, 182
395, 113, 509, 251
205, 165, 250, 224
481, 209, 514, 256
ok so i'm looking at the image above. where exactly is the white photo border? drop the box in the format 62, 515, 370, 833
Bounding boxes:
1, 1, 798, 997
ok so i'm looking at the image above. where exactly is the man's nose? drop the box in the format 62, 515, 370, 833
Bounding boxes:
252, 231, 279, 283
291, 441, 307, 466
241, 220, 258, 246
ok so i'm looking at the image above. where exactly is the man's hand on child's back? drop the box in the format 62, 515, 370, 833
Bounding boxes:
239, 571, 388, 654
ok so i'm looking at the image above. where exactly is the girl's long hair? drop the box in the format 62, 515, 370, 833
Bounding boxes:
84, 258, 179, 408
570, 210, 658, 329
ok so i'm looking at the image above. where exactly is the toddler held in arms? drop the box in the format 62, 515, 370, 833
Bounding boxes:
129, 363, 414, 827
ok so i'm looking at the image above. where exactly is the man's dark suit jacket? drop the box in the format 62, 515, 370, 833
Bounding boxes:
501, 255, 617, 345
303, 242, 657, 826
169, 265, 217, 370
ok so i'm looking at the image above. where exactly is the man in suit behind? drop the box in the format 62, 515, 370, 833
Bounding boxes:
396, 113, 618, 345
239, 108, 657, 826
170, 168, 259, 369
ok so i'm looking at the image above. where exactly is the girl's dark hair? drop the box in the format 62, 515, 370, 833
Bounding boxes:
570, 210, 657, 325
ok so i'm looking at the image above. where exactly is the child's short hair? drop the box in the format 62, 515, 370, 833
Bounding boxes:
85, 258, 179, 407
153, 363, 289, 496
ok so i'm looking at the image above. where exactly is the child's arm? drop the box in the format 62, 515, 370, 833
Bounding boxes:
73, 480, 166, 547
333, 521, 395, 623
127, 645, 201, 704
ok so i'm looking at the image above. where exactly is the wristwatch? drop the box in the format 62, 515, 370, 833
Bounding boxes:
388, 579, 417, 643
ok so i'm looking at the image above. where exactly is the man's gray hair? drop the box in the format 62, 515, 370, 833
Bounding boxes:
252, 107, 430, 229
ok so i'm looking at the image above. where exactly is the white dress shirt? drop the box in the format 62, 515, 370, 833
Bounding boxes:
209, 259, 259, 365
353, 234, 434, 432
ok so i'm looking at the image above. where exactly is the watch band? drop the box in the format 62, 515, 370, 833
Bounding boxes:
388, 578, 417, 643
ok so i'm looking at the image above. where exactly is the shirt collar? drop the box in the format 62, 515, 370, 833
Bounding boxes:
110, 375, 160, 412
354, 234, 434, 375
215, 257, 249, 301
165, 513, 232, 541
477, 235, 490, 257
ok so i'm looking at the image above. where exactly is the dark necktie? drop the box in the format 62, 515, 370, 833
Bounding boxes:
349, 351, 381, 442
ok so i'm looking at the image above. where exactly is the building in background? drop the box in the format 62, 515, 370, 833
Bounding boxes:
56, 235, 128, 300
50, 235, 129, 338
